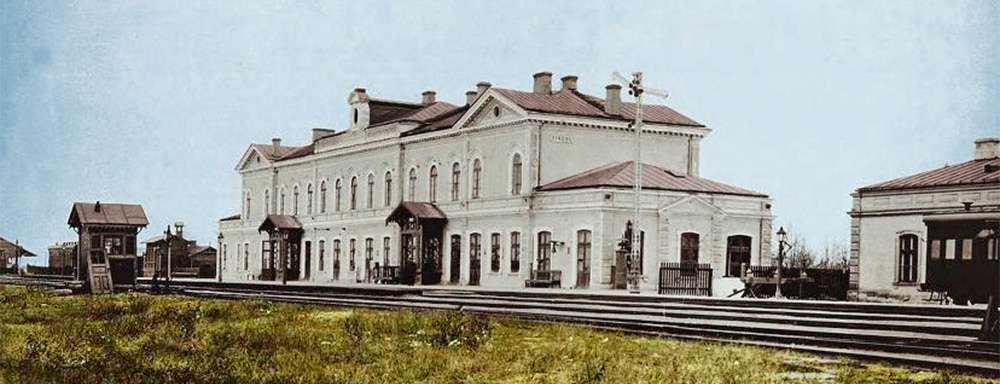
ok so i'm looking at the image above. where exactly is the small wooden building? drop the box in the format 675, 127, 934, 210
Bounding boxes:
141, 225, 217, 279
0, 237, 36, 274
68, 202, 148, 293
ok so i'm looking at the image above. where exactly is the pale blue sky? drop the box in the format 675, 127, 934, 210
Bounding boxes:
2, 1, 997, 265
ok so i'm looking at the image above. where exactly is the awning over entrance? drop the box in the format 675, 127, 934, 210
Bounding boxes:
385, 202, 447, 225
258, 215, 303, 233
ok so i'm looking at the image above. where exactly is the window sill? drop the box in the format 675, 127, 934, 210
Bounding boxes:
893, 281, 920, 287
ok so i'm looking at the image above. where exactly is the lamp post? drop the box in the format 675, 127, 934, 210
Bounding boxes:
217, 233, 224, 282
775, 227, 787, 299
164, 225, 173, 290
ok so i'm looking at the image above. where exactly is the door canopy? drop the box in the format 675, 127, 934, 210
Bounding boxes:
258, 214, 303, 234
386, 202, 447, 226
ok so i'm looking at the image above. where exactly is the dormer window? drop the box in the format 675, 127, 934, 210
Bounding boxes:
354, 108, 359, 124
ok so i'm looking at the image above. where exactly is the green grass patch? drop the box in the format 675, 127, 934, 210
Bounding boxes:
0, 285, 995, 383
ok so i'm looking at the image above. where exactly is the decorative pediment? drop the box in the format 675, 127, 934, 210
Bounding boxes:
235, 146, 269, 172
660, 195, 727, 217
455, 91, 527, 129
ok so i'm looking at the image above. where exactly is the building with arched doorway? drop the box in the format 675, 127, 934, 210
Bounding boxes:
218, 72, 773, 295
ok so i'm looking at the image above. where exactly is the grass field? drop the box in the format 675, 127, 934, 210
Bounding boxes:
0, 285, 995, 384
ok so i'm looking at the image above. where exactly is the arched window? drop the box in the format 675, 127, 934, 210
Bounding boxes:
384, 172, 393, 207
451, 162, 461, 201
383, 236, 391, 266
350, 176, 358, 210
429, 165, 438, 203
307, 184, 314, 214
349, 239, 356, 271
537, 231, 551, 270
320, 181, 327, 213
408, 168, 416, 201
681, 233, 700, 264
472, 159, 482, 199
726, 235, 752, 277
333, 239, 341, 280
898, 234, 918, 283
293, 186, 299, 215
511, 154, 522, 196
279, 188, 286, 214
245, 193, 251, 220
367, 174, 374, 209
335, 179, 342, 211
263, 189, 270, 215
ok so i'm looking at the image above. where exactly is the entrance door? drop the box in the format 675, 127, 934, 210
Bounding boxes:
303, 241, 312, 280
469, 233, 481, 286
450, 235, 461, 284
286, 240, 301, 281
400, 233, 417, 285
422, 235, 442, 285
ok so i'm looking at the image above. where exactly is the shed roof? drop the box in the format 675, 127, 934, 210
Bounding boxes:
858, 157, 1000, 192
538, 161, 767, 197
68, 202, 149, 228
258, 215, 303, 233
0, 237, 36, 257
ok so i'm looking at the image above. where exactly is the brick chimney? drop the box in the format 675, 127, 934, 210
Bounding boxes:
560, 75, 578, 92
533, 71, 552, 94
476, 81, 491, 95
605, 84, 622, 115
174, 221, 184, 240
466, 91, 478, 105
974, 137, 999, 160
272, 138, 282, 157
421, 91, 436, 105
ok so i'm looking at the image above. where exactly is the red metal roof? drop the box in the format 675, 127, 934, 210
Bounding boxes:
538, 162, 766, 197
858, 157, 1000, 192
68, 202, 149, 227
219, 214, 240, 222
494, 88, 704, 127
251, 143, 315, 162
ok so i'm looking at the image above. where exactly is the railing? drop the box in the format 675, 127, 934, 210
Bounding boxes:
658, 262, 712, 296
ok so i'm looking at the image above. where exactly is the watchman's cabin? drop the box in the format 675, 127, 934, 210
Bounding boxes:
68, 202, 148, 293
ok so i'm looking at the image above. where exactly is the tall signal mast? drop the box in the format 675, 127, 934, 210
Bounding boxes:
612, 72, 669, 292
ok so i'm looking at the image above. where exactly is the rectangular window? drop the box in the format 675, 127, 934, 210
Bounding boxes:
945, 239, 956, 260
930, 239, 941, 259
961, 238, 973, 260
333, 240, 341, 280
898, 234, 918, 283
726, 236, 752, 277
510, 232, 521, 273
537, 231, 551, 270
244, 242, 249, 271
490, 233, 501, 272
383, 237, 391, 266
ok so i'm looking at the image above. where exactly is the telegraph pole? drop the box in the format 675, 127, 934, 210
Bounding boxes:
613, 72, 669, 293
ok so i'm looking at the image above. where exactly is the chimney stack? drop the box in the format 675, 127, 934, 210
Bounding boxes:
476, 81, 492, 95
174, 221, 184, 239
421, 91, 436, 105
975, 137, 1000, 160
533, 71, 552, 94
466, 91, 479, 105
272, 138, 282, 157
560, 75, 578, 92
605, 84, 622, 115
94, 201, 101, 212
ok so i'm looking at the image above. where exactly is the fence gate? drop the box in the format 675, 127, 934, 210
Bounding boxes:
658, 262, 712, 296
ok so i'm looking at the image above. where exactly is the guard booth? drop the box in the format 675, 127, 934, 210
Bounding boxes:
258, 215, 303, 283
68, 202, 148, 294
386, 202, 446, 285
923, 212, 999, 305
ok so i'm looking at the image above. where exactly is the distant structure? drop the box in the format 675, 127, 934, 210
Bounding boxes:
141, 222, 217, 278
218, 72, 773, 295
46, 241, 78, 275
67, 201, 148, 293
849, 137, 1000, 303
0, 237, 36, 274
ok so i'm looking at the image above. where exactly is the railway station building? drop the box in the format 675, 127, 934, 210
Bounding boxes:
848, 137, 1000, 303
218, 72, 774, 295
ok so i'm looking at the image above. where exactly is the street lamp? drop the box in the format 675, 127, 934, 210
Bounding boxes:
775, 226, 787, 299
217, 233, 224, 282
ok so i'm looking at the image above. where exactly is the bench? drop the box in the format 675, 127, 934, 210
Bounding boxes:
525, 270, 561, 288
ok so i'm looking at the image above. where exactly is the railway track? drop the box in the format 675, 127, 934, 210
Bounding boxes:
2, 275, 997, 377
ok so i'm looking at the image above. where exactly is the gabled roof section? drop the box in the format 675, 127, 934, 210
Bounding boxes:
249, 143, 315, 162
386, 202, 447, 225
538, 162, 766, 197
0, 237, 36, 257
68, 202, 149, 228
369, 99, 427, 126
858, 157, 1000, 192
489, 88, 704, 127
258, 215, 302, 233
401, 105, 470, 137
370, 101, 462, 129
219, 214, 241, 222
